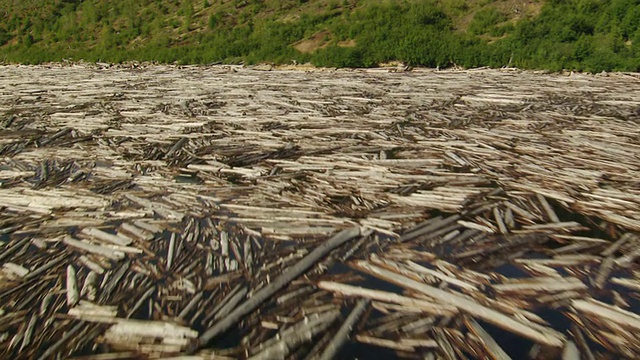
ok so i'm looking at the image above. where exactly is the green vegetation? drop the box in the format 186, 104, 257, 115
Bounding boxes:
0, 0, 639, 72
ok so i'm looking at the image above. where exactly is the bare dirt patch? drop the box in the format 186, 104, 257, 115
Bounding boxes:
338, 39, 357, 48
293, 30, 331, 53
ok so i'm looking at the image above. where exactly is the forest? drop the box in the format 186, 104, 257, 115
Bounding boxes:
0, 0, 639, 71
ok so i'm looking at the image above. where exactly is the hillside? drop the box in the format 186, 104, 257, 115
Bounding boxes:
0, 0, 639, 71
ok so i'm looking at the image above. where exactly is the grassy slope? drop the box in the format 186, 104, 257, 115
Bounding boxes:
0, 0, 639, 71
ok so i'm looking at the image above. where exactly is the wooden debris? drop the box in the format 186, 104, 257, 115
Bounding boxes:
536, 194, 560, 223
465, 317, 511, 360
356, 335, 416, 352
317, 299, 370, 360
103, 319, 198, 353
492, 276, 587, 295
195, 227, 360, 348
562, 341, 580, 360
0, 64, 639, 359
248, 310, 340, 360
68, 301, 118, 322
572, 298, 640, 330
80, 228, 132, 247
318, 281, 457, 315
66, 264, 80, 307
63, 236, 125, 260
353, 260, 566, 347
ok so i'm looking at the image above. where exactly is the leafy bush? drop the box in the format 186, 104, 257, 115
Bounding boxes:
0, 0, 638, 71
469, 7, 506, 35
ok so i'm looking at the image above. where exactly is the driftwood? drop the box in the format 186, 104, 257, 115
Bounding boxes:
0, 64, 639, 359
352, 260, 566, 347
195, 227, 360, 348
66, 264, 80, 307
248, 310, 340, 360
317, 299, 370, 360
465, 317, 511, 360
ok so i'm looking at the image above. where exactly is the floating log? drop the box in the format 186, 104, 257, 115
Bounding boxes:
80, 228, 132, 247
465, 317, 511, 360
492, 276, 588, 295
317, 299, 370, 360
103, 319, 198, 353
562, 341, 580, 360
248, 310, 340, 360
572, 298, 640, 330
1, 65, 639, 359
353, 260, 566, 347
195, 227, 360, 348
319, 281, 457, 315
63, 236, 125, 261
67, 264, 80, 307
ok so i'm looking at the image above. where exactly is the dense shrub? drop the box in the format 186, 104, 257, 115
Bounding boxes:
0, 0, 638, 71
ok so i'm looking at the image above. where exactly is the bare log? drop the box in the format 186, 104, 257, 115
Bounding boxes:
194, 227, 360, 349
67, 264, 80, 307
353, 260, 566, 347
465, 317, 511, 360
562, 341, 580, 360
317, 299, 370, 360
36, 321, 85, 360
400, 215, 461, 243
318, 281, 456, 315
64, 236, 125, 261
572, 299, 640, 330
249, 310, 340, 360
536, 194, 560, 223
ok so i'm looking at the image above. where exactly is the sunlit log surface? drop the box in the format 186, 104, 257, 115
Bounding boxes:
0, 64, 639, 359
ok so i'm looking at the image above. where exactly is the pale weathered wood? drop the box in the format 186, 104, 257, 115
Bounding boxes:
492, 276, 587, 294
318, 281, 457, 315
562, 340, 580, 360
80, 228, 133, 246
248, 310, 340, 360
353, 260, 566, 347
63, 236, 125, 260
195, 227, 360, 348
572, 299, 640, 330
317, 299, 369, 360
2, 65, 640, 359
465, 317, 511, 360
66, 265, 80, 307
355, 335, 416, 352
